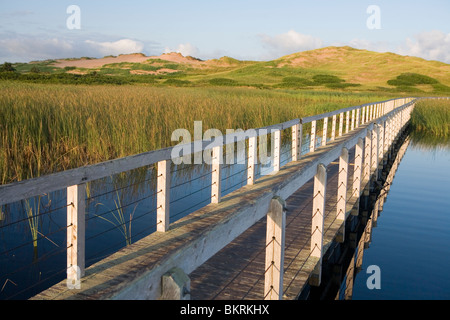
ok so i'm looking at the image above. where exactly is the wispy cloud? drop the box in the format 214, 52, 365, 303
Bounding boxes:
397, 30, 450, 64
259, 30, 323, 59
85, 39, 144, 56
164, 43, 200, 57
0, 33, 147, 62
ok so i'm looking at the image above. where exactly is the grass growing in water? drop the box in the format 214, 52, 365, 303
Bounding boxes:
23, 197, 41, 249
95, 189, 136, 246
410, 99, 450, 138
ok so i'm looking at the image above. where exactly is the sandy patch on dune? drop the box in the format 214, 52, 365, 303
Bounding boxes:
280, 47, 350, 68
52, 52, 207, 69
66, 70, 89, 75
53, 53, 150, 69
51, 52, 238, 70
148, 52, 203, 65
130, 68, 180, 75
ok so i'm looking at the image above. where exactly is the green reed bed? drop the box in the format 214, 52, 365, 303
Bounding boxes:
410, 99, 450, 139
0, 81, 392, 184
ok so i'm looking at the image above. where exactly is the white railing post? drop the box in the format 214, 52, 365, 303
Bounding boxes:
371, 124, 379, 176
67, 183, 86, 287
387, 115, 394, 151
211, 146, 222, 204
337, 148, 349, 242
273, 129, 281, 172
247, 136, 257, 185
363, 130, 372, 194
339, 112, 344, 137
331, 115, 337, 141
361, 106, 366, 125
384, 117, 390, 155
356, 108, 360, 128
345, 111, 350, 133
393, 110, 399, 142
310, 120, 317, 153
352, 138, 364, 216
157, 160, 171, 232
311, 163, 327, 286
292, 123, 302, 161
378, 123, 385, 169
337, 148, 349, 222
351, 109, 355, 131
264, 197, 286, 300
322, 117, 328, 146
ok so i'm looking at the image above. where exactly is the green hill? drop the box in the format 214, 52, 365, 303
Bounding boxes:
4, 46, 450, 94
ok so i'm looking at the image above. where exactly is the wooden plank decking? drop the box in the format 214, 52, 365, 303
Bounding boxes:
32, 128, 366, 300
190, 148, 359, 300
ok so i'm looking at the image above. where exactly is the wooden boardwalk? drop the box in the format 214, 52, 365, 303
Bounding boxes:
190, 149, 358, 300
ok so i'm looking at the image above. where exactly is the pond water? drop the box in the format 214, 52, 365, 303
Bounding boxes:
351, 139, 450, 300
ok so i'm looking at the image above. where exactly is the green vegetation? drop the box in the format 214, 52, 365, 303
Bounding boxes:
209, 78, 239, 86
410, 99, 450, 138
0, 71, 130, 85
164, 78, 191, 86
387, 73, 450, 94
0, 62, 16, 72
278, 76, 314, 88
0, 81, 393, 184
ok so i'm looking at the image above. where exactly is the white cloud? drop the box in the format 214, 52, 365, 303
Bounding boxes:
0, 34, 146, 63
164, 43, 200, 57
259, 29, 450, 64
260, 30, 323, 59
84, 39, 144, 56
397, 30, 450, 63
0, 36, 76, 62
345, 38, 393, 54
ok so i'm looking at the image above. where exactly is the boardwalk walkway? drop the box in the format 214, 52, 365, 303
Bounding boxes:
25, 97, 417, 300
190, 148, 357, 300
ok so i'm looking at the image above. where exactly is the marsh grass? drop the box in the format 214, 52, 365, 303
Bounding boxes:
0, 82, 393, 184
23, 197, 41, 249
94, 190, 136, 246
410, 100, 450, 138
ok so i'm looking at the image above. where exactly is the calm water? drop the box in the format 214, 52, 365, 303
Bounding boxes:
351, 141, 450, 300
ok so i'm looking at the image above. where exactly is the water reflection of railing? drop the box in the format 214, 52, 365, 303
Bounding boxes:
327, 134, 411, 301
0, 97, 419, 299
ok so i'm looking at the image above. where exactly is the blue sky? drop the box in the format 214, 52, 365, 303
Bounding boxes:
1, 0, 450, 63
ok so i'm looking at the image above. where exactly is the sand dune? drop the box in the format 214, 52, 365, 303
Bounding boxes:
52, 52, 206, 69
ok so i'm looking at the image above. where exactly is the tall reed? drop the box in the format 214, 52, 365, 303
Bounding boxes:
23, 196, 41, 249
95, 190, 136, 246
